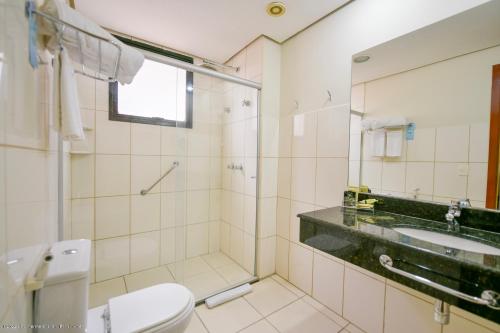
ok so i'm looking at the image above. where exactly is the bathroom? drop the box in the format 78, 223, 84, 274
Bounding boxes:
1, 0, 500, 332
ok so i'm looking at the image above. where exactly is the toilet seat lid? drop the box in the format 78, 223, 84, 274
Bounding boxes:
108, 283, 193, 333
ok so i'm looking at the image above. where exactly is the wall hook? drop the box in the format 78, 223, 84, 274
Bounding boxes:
294, 100, 299, 109
327, 90, 333, 102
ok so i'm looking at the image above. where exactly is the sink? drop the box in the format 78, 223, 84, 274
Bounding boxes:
393, 227, 500, 256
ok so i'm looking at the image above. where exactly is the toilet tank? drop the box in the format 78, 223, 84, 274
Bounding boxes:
35, 239, 91, 333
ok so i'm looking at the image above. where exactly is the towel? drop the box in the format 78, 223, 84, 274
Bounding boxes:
371, 129, 385, 157
60, 48, 84, 140
39, 0, 144, 84
386, 130, 403, 157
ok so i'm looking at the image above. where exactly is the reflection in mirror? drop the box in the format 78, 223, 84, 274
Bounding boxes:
349, 0, 500, 210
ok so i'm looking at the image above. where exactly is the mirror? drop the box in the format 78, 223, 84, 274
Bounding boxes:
349, 0, 500, 209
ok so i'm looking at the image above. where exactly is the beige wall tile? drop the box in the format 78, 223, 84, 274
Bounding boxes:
95, 155, 130, 197
131, 194, 161, 233
469, 123, 489, 163
187, 223, 209, 258
385, 285, 441, 333
95, 111, 130, 154
95, 236, 130, 281
289, 243, 313, 293
95, 196, 129, 239
291, 158, 316, 203
130, 231, 160, 272
71, 198, 94, 240
316, 105, 350, 158
433, 162, 467, 198
315, 158, 348, 207
131, 123, 161, 155
276, 198, 291, 239
405, 162, 434, 195
312, 252, 344, 314
406, 128, 436, 162
467, 163, 487, 201
292, 112, 317, 158
343, 266, 385, 333
435, 125, 469, 162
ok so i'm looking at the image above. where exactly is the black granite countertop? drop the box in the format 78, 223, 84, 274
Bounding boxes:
299, 206, 500, 323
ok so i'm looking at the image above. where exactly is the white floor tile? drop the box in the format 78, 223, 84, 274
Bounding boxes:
196, 298, 262, 333
267, 299, 343, 333
124, 266, 175, 292
271, 274, 305, 297
168, 257, 213, 280
202, 252, 235, 268
89, 277, 126, 308
215, 263, 252, 285
185, 313, 208, 333
239, 319, 279, 333
302, 295, 349, 328
183, 271, 229, 300
244, 278, 298, 316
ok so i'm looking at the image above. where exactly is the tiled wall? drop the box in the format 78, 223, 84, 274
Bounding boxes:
70, 72, 228, 283
0, 0, 60, 329
275, 0, 499, 332
352, 45, 500, 208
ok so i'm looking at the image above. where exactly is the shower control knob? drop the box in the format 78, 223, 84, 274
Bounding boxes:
242, 99, 251, 107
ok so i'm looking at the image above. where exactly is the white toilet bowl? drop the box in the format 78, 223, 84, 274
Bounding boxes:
87, 283, 195, 333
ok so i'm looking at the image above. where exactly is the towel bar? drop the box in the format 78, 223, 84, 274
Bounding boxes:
140, 161, 179, 195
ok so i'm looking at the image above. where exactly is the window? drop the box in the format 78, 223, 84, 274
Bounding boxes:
109, 37, 193, 128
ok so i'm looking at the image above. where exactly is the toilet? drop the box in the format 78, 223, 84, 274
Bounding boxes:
34, 239, 195, 333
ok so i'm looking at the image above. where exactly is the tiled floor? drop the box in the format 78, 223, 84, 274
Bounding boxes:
89, 252, 253, 308
186, 275, 363, 333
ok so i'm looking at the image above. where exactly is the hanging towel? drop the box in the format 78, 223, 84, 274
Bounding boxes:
39, 0, 144, 84
371, 129, 385, 157
386, 130, 403, 157
60, 48, 84, 140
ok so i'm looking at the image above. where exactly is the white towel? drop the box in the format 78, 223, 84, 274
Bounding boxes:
371, 129, 385, 157
39, 0, 144, 84
386, 130, 403, 157
60, 48, 84, 140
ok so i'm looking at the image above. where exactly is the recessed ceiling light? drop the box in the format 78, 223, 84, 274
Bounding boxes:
353, 55, 370, 63
267, 2, 286, 17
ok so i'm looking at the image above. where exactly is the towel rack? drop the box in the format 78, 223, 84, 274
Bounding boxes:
25, 1, 122, 82
140, 161, 179, 195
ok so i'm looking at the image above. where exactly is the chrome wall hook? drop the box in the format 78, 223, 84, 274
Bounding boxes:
327, 90, 333, 102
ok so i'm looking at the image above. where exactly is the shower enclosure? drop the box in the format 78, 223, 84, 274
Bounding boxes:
68, 53, 260, 305
164, 68, 260, 301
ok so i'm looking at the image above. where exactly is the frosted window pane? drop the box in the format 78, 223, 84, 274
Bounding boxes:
118, 58, 187, 121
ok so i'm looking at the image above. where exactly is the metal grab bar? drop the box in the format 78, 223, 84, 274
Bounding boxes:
140, 161, 179, 195
379, 255, 500, 310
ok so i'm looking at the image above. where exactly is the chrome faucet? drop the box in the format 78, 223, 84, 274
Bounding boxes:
445, 199, 471, 232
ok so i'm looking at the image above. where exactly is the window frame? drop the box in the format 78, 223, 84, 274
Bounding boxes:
109, 36, 194, 129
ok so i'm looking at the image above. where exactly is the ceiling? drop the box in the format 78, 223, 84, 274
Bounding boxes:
74, 0, 350, 63
351, 0, 500, 85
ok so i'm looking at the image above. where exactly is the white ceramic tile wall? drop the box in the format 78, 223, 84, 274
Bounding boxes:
1, 0, 60, 327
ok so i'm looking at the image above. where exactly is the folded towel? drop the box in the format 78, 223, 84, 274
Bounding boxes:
386, 129, 403, 157
362, 116, 408, 131
39, 0, 144, 84
60, 47, 84, 140
371, 129, 385, 157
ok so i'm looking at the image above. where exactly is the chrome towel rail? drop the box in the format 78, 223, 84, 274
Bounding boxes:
140, 161, 179, 195
379, 254, 500, 310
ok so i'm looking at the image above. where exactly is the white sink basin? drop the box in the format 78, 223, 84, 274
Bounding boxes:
393, 227, 500, 256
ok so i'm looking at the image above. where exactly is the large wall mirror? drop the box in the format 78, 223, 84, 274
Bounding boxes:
349, 0, 500, 209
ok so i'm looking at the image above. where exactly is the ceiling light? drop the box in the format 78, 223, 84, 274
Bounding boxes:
353, 55, 370, 63
267, 2, 286, 17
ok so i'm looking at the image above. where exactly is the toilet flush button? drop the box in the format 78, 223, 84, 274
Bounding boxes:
62, 249, 78, 255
